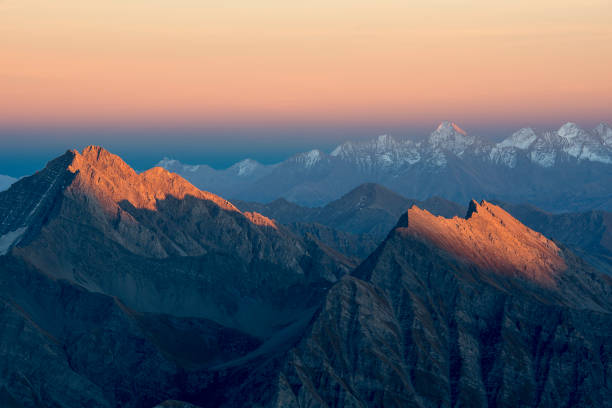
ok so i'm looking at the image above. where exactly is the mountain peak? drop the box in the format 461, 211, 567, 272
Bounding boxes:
396, 200, 566, 286
594, 122, 612, 146
69, 147, 243, 214
291, 149, 326, 168
428, 121, 475, 155
557, 122, 584, 139
331, 182, 407, 212
497, 127, 538, 150
230, 158, 263, 176
435, 121, 467, 136
71, 145, 136, 179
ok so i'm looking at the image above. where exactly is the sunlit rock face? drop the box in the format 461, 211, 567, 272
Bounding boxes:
492, 200, 612, 276
266, 202, 612, 408
396, 200, 566, 286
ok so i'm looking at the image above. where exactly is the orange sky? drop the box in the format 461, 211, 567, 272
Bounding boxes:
2, 0, 611, 126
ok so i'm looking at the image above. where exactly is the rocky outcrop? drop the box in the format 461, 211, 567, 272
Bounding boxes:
270, 201, 612, 407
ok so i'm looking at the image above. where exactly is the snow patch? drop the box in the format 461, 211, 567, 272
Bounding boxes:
594, 123, 612, 146
157, 158, 200, 173
0, 227, 27, 255
295, 150, 324, 168
0, 175, 17, 192
498, 128, 537, 150
232, 159, 260, 176
557, 122, 582, 140
330, 144, 344, 157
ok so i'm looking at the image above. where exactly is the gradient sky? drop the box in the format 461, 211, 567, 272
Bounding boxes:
1, 0, 611, 176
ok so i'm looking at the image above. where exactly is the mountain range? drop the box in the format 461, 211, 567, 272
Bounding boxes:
236, 183, 612, 277
159, 122, 612, 212
0, 147, 611, 407
234, 183, 465, 260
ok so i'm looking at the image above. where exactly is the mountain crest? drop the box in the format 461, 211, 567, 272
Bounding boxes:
290, 149, 326, 168
0, 146, 284, 257
68, 146, 239, 213
435, 121, 467, 135
396, 200, 566, 286
557, 122, 583, 139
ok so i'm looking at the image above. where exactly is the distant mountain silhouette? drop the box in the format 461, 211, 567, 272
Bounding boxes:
161, 122, 612, 212
236, 182, 464, 236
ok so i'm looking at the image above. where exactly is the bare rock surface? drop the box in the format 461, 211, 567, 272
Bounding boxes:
268, 202, 612, 408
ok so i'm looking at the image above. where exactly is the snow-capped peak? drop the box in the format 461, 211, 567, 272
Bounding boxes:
292, 149, 325, 168
557, 122, 584, 140
230, 158, 261, 176
497, 128, 538, 150
330, 143, 346, 157
375, 134, 394, 145
594, 123, 612, 146
435, 121, 467, 136
428, 121, 475, 156
157, 157, 179, 168
157, 158, 201, 173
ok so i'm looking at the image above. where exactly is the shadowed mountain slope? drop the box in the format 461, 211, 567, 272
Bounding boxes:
235, 183, 465, 238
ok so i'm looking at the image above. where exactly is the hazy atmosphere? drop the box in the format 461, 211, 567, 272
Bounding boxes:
2, 0, 611, 175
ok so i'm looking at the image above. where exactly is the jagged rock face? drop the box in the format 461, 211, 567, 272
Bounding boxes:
1, 146, 353, 336
397, 201, 566, 286
270, 202, 612, 407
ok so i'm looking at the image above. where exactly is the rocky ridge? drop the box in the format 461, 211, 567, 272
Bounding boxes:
264, 201, 612, 408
